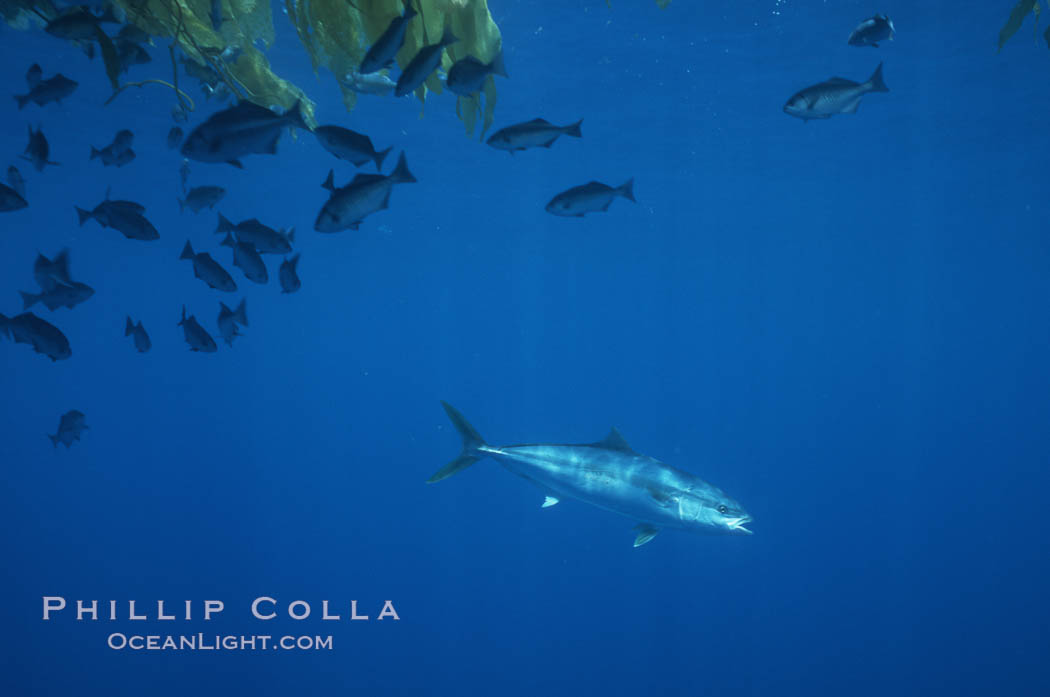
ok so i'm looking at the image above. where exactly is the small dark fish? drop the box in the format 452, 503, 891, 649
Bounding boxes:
178, 305, 218, 353
179, 241, 237, 292
7, 166, 26, 198
124, 316, 151, 353
783, 63, 889, 121
50, 410, 88, 448
445, 51, 507, 97
0, 311, 72, 361
34, 249, 72, 290
1, 166, 27, 211
167, 126, 184, 149
221, 233, 268, 284
20, 281, 94, 311
360, 4, 418, 74
314, 126, 391, 170
15, 64, 78, 109
0, 183, 28, 212
76, 198, 160, 240
394, 25, 458, 98
279, 254, 301, 294
315, 152, 416, 232
23, 125, 59, 172
44, 6, 118, 41
179, 185, 226, 213
116, 39, 152, 74
487, 118, 583, 153
546, 179, 636, 217
215, 213, 294, 254
90, 130, 135, 167
216, 299, 248, 346
181, 99, 309, 167
848, 14, 895, 48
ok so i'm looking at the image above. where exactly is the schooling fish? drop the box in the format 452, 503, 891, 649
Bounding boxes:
179, 241, 237, 292
0, 311, 72, 361
486, 118, 583, 153
178, 305, 218, 353
216, 299, 248, 346
0, 182, 28, 212
783, 62, 889, 121
116, 39, 151, 73
124, 316, 151, 353
215, 214, 294, 254
20, 281, 94, 312
50, 410, 88, 448
848, 14, 895, 48
279, 254, 301, 294
180, 99, 309, 168
359, 4, 418, 74
15, 64, 78, 109
429, 402, 753, 547
34, 249, 72, 290
178, 185, 226, 213
44, 6, 118, 42
314, 125, 391, 170
76, 197, 159, 240
90, 129, 135, 167
546, 179, 635, 217
7, 166, 26, 198
394, 25, 458, 98
23, 125, 59, 172
445, 51, 507, 97
221, 233, 268, 284
314, 152, 416, 232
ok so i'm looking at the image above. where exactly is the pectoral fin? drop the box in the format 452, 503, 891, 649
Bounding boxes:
541, 496, 560, 508
633, 523, 660, 547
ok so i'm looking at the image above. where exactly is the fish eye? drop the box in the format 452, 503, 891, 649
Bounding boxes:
717, 505, 728, 514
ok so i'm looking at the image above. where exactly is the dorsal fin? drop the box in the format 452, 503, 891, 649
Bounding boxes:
592, 427, 634, 454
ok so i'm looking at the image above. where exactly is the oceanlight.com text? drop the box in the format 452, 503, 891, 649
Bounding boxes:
106, 633, 334, 651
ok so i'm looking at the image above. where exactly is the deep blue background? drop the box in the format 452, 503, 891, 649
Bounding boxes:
1, 1, 1048, 695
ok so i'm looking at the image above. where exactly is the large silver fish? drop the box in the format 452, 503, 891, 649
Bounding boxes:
486, 118, 583, 153
429, 403, 753, 547
783, 62, 888, 121
180, 100, 309, 167
314, 152, 416, 232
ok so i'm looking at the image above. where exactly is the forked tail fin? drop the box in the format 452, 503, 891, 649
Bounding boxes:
428, 401, 487, 483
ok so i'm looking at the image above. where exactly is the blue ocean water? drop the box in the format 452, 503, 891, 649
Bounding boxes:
1, 1, 1049, 694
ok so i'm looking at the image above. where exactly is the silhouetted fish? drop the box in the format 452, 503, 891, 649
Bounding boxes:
279, 254, 301, 294
221, 233, 268, 284
76, 197, 159, 240
181, 100, 309, 167
783, 63, 889, 121
178, 305, 217, 352
124, 316, 151, 353
394, 26, 458, 98
178, 185, 225, 213
0, 311, 72, 361
217, 299, 248, 346
446, 51, 507, 96
20, 281, 94, 311
179, 241, 237, 291
486, 118, 582, 153
50, 410, 88, 448
546, 179, 635, 217
15, 64, 78, 109
23, 125, 59, 172
314, 126, 391, 170
315, 152, 416, 232
848, 14, 895, 47
215, 214, 293, 254
360, 4, 417, 74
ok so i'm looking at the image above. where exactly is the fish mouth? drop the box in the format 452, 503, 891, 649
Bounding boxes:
729, 516, 754, 535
